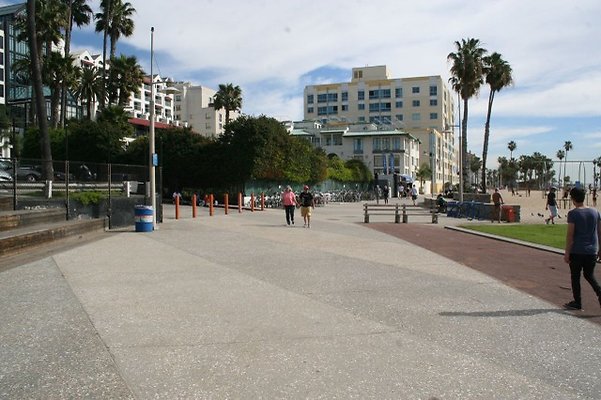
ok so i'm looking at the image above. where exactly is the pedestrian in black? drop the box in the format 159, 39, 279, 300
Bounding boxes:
563, 187, 601, 310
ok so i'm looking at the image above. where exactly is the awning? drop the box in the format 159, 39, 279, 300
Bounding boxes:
128, 118, 173, 130
399, 174, 413, 183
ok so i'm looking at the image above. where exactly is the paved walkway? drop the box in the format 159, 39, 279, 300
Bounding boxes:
1, 202, 600, 399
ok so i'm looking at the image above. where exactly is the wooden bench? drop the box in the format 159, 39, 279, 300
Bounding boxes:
363, 203, 438, 224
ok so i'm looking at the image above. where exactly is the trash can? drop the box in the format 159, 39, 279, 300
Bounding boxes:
502, 205, 515, 223
135, 205, 154, 232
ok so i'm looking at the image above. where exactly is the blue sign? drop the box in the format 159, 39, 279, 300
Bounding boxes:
152, 153, 159, 167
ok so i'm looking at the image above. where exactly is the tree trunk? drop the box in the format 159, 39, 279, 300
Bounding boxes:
60, 0, 73, 128
27, 0, 53, 180
462, 97, 469, 193
481, 90, 495, 191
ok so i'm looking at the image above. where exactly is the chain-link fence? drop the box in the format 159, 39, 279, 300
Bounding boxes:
0, 157, 157, 228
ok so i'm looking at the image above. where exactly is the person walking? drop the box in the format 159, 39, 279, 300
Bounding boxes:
299, 185, 315, 228
563, 187, 601, 310
545, 187, 558, 224
410, 184, 418, 206
281, 185, 299, 226
491, 188, 503, 223
383, 185, 390, 205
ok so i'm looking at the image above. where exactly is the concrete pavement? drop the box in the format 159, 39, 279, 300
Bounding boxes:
1, 202, 600, 399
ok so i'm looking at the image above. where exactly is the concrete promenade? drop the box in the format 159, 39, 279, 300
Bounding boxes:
1, 201, 600, 399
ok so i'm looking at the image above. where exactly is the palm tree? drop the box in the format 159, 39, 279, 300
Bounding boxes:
108, 54, 143, 106
75, 67, 104, 119
108, 1, 135, 63
447, 38, 487, 193
212, 83, 243, 124
563, 141, 573, 189
508, 140, 517, 160
43, 52, 81, 128
26, 0, 53, 181
480, 52, 513, 191
61, 0, 92, 126
556, 149, 565, 188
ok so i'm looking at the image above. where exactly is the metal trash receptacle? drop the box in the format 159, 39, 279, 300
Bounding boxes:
135, 205, 153, 232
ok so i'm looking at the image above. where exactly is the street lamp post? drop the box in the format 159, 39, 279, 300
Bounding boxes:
149, 27, 157, 229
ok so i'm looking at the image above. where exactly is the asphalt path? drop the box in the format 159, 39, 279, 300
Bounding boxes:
367, 223, 601, 324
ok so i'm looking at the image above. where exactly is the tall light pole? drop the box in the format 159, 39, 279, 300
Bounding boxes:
149, 27, 157, 229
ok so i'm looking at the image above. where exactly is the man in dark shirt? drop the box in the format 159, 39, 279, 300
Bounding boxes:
299, 185, 315, 228
491, 188, 503, 223
545, 187, 558, 224
563, 187, 601, 310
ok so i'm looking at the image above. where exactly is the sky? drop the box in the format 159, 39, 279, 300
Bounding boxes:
4, 0, 601, 179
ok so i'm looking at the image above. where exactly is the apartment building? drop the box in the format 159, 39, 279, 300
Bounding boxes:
172, 82, 237, 138
291, 121, 422, 192
303, 65, 458, 192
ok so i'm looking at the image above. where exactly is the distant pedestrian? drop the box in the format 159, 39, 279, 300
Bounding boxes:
410, 184, 418, 205
399, 184, 405, 198
563, 187, 601, 310
593, 188, 597, 207
491, 188, 503, 223
299, 185, 315, 228
375, 185, 381, 205
383, 185, 390, 204
545, 187, 558, 224
282, 185, 299, 226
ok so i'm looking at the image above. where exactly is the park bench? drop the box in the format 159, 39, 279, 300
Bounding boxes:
363, 203, 438, 224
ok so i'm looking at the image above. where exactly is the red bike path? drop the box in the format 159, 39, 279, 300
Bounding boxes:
367, 223, 601, 325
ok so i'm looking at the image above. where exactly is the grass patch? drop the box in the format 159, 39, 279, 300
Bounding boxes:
460, 224, 566, 249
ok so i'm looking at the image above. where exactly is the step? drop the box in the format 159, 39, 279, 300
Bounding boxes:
0, 208, 66, 231
0, 218, 106, 256
0, 196, 11, 212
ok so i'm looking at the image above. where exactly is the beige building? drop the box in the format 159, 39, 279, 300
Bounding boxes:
172, 82, 239, 138
303, 65, 458, 192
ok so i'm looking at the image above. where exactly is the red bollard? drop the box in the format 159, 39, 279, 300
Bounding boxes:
251, 193, 255, 212
224, 193, 229, 215
209, 194, 214, 216
238, 192, 242, 213
261, 192, 265, 211
175, 194, 180, 220
192, 194, 197, 218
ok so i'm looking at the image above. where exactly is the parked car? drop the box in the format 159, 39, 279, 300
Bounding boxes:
0, 160, 42, 182
0, 168, 12, 182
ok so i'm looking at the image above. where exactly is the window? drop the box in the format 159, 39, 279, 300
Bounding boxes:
341, 92, 348, 102
392, 137, 401, 150
369, 103, 391, 113
358, 103, 365, 110
317, 105, 338, 115
429, 85, 438, 96
395, 88, 403, 98
358, 116, 366, 122
358, 90, 365, 100
353, 138, 363, 153
369, 89, 391, 99
307, 94, 314, 104
430, 99, 438, 106
333, 134, 343, 145
341, 104, 348, 111
317, 93, 336, 103
412, 100, 420, 107
430, 113, 438, 120
411, 113, 421, 121
412, 86, 420, 94
175, 95, 181, 101
395, 101, 403, 108
317, 94, 327, 103
373, 138, 381, 151
395, 114, 404, 121
307, 107, 314, 114
382, 138, 390, 151
354, 70, 363, 79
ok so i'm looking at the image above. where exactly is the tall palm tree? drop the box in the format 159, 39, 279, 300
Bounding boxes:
26, 0, 53, 181
95, 0, 136, 108
108, 54, 144, 106
563, 141, 573, 188
447, 38, 487, 193
212, 83, 243, 124
61, 0, 92, 126
556, 149, 565, 188
507, 140, 517, 160
481, 52, 513, 189
75, 66, 104, 119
